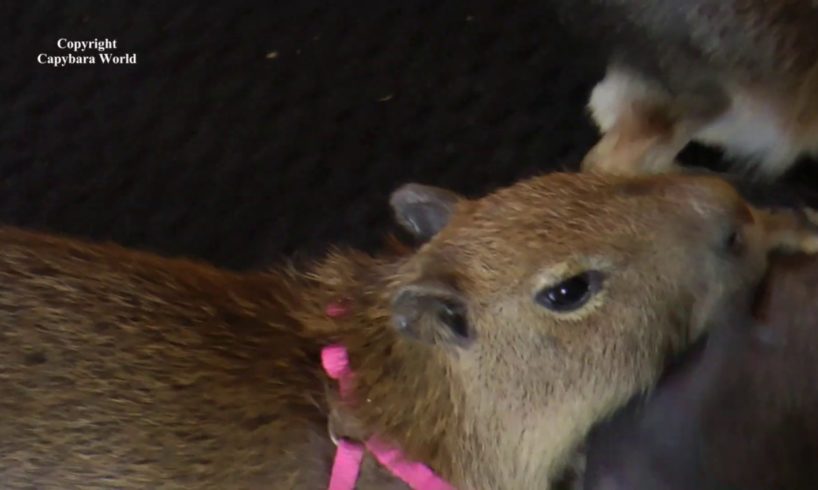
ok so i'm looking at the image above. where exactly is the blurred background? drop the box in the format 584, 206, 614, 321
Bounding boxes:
4, 1, 817, 270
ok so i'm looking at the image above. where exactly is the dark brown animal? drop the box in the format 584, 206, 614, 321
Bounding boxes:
582, 253, 818, 490
0, 172, 815, 489
553, 0, 818, 178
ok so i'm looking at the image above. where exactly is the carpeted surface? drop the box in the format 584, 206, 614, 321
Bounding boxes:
4, 1, 818, 270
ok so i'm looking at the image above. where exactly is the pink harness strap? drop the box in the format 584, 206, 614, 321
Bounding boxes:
321, 345, 455, 490
327, 440, 364, 490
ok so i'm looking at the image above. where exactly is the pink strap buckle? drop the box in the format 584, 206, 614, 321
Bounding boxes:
321, 344, 455, 490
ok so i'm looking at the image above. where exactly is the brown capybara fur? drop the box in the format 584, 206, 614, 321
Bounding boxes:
553, 0, 818, 178
0, 172, 816, 489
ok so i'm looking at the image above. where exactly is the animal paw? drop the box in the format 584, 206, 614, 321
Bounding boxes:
756, 207, 818, 254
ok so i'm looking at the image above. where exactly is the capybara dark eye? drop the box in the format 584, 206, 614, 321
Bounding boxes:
536, 271, 603, 312
437, 302, 469, 338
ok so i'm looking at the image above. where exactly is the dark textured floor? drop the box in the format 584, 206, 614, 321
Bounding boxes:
4, 1, 818, 270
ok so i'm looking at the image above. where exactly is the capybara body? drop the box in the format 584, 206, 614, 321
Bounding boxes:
0, 172, 815, 489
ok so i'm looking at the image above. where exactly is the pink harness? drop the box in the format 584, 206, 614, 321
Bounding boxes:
321, 302, 455, 490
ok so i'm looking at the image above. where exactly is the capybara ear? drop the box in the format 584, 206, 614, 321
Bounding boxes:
391, 278, 471, 346
389, 183, 463, 243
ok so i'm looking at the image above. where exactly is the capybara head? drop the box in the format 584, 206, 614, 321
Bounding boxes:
385, 172, 772, 484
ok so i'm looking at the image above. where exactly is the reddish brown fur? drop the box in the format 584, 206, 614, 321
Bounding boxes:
0, 172, 815, 489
